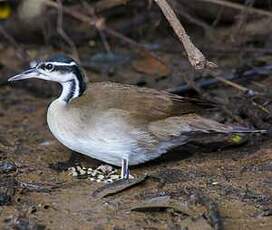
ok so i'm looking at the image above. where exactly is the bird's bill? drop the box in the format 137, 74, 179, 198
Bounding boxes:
8, 68, 39, 82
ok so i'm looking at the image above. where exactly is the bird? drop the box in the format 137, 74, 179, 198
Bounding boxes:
8, 54, 262, 179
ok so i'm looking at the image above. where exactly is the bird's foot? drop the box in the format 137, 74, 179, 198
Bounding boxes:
68, 164, 124, 183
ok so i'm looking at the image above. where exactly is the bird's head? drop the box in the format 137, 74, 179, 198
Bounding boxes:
8, 54, 84, 84
8, 54, 87, 102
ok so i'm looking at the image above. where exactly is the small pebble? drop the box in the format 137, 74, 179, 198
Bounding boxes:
0, 160, 17, 174
68, 167, 76, 175
97, 165, 113, 173
72, 171, 78, 177
110, 175, 120, 180
97, 174, 105, 180
76, 166, 82, 171
78, 169, 86, 175
108, 170, 118, 176
105, 179, 113, 184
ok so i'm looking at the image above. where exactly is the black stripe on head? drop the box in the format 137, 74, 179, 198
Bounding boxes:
46, 53, 75, 64
42, 54, 87, 102
51, 64, 86, 97
64, 79, 76, 103
52, 65, 71, 73
72, 64, 86, 97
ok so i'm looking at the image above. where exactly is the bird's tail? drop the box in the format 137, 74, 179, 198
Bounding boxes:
229, 126, 267, 134
177, 114, 267, 134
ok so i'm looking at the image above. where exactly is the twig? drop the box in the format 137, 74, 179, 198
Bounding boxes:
230, 0, 255, 43
154, 0, 217, 70
45, 1, 149, 52
169, 64, 272, 95
0, 26, 19, 49
172, 0, 215, 37
44, 0, 166, 67
56, 0, 80, 62
17, 180, 61, 192
81, 1, 112, 54
94, 0, 129, 13
214, 75, 258, 96
0, 26, 29, 62
198, 0, 272, 18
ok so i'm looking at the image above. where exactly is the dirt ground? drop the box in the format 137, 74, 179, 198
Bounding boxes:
0, 3, 272, 225
0, 45, 272, 230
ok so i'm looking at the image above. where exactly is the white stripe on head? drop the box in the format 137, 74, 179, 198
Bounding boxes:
45, 61, 77, 66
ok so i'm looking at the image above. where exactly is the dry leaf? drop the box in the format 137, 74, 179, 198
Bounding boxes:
132, 54, 171, 77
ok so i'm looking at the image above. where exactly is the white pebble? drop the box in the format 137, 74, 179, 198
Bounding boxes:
108, 170, 118, 176
105, 179, 113, 184
110, 175, 120, 180
76, 166, 82, 171
68, 167, 76, 172
72, 171, 78, 177
97, 174, 105, 180
79, 169, 86, 175
97, 165, 113, 173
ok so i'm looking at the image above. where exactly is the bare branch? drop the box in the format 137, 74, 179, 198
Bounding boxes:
154, 0, 217, 70
44, 0, 165, 63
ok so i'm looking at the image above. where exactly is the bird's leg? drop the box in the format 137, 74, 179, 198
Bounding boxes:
121, 158, 129, 179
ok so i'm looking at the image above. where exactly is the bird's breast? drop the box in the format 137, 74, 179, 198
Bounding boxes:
46, 100, 145, 166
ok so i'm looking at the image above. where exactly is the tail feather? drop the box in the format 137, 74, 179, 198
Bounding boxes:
230, 126, 267, 134
149, 114, 267, 141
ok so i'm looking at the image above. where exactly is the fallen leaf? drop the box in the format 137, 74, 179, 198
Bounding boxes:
131, 196, 198, 216
92, 175, 147, 198
132, 54, 171, 77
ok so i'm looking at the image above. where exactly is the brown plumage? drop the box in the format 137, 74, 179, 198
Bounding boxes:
70, 82, 212, 120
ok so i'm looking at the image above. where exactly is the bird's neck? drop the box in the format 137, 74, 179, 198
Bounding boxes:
59, 76, 86, 103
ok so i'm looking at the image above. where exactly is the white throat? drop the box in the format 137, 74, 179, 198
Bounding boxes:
59, 78, 80, 103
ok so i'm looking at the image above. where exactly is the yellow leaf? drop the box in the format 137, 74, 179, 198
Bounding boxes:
0, 3, 11, 20
229, 134, 242, 144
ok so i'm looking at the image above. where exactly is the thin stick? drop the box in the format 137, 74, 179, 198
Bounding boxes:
0, 26, 28, 62
199, 0, 272, 18
214, 75, 258, 96
56, 0, 80, 62
81, 1, 112, 54
45, 0, 165, 64
154, 0, 217, 70
94, 0, 129, 12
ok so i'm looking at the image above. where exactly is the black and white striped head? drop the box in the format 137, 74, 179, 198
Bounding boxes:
9, 54, 86, 102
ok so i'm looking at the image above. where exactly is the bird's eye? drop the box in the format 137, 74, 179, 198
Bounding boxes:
45, 64, 54, 71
